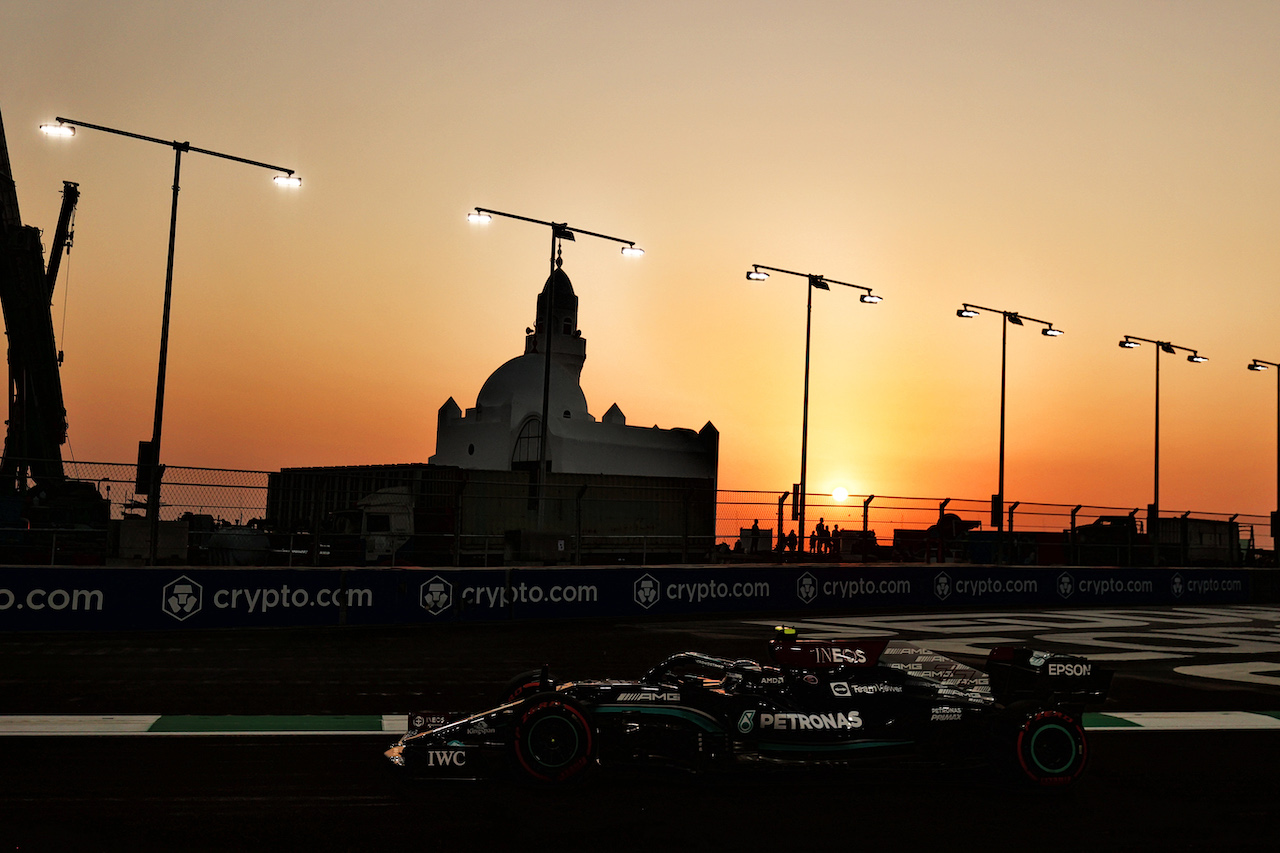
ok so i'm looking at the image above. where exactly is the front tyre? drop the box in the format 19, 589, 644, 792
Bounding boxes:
1015, 709, 1088, 786
500, 669, 555, 706
509, 693, 595, 784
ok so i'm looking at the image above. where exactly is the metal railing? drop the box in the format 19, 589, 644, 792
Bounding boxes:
714, 489, 1270, 560
0, 458, 1270, 566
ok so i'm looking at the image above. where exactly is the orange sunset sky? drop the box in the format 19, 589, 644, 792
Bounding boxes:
3, 1, 1280, 521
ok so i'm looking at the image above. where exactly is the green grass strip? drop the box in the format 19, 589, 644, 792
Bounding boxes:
147, 715, 385, 733
1083, 712, 1142, 729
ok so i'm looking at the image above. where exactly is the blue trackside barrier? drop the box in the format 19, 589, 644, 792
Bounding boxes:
0, 564, 1269, 631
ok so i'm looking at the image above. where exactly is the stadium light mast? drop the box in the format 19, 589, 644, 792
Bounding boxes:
1248, 358, 1280, 543
746, 264, 882, 553
41, 117, 299, 564
956, 303, 1062, 562
1119, 335, 1206, 562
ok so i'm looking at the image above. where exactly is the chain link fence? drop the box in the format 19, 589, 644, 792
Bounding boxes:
0, 458, 1270, 565
58, 460, 270, 523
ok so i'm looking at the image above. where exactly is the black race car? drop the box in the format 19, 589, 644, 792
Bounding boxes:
385, 626, 1111, 786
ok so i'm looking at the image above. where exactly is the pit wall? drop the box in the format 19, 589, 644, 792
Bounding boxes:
1, 564, 1273, 632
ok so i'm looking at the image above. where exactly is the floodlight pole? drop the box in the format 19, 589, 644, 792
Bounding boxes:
44, 117, 297, 564
1120, 335, 1206, 564
1248, 358, 1280, 540
471, 208, 641, 527
956, 303, 1061, 563
748, 265, 881, 553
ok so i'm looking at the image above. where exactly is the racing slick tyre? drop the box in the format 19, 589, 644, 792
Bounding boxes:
500, 669, 555, 706
1014, 709, 1088, 786
509, 693, 595, 784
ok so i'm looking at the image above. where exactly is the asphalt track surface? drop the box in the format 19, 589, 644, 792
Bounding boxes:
3, 605, 1280, 852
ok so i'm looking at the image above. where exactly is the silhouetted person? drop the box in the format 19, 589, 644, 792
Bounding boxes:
750, 519, 760, 554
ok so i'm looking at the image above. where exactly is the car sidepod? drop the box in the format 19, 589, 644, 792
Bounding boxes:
749, 638, 996, 762
734, 668, 921, 760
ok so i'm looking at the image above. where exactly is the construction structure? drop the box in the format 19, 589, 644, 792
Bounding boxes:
0, 107, 108, 530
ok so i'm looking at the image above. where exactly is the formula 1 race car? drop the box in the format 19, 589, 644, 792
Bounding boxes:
384, 626, 1112, 786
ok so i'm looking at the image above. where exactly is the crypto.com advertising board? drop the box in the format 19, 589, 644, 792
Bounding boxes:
0, 564, 1259, 631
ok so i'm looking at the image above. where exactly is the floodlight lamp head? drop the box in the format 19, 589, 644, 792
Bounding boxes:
1248, 362, 1268, 372
1119, 339, 1140, 348
859, 293, 882, 304
1160, 343, 1177, 354
39, 123, 75, 138
1006, 313, 1024, 326
620, 244, 644, 257
273, 174, 302, 188
1042, 327, 1063, 337
467, 211, 492, 224
746, 269, 769, 281
957, 308, 979, 318
1187, 353, 1207, 364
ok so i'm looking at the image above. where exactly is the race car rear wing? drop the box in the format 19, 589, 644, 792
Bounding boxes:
985, 647, 1112, 708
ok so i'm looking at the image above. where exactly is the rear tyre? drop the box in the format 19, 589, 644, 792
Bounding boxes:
1015, 709, 1088, 786
509, 693, 595, 784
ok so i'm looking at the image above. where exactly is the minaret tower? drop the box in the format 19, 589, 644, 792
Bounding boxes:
525, 253, 586, 377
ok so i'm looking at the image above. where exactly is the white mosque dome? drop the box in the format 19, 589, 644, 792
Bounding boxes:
476, 353, 592, 422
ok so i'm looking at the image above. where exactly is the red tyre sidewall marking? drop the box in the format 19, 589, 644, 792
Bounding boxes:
1016, 710, 1087, 786
514, 699, 594, 782
507, 680, 542, 704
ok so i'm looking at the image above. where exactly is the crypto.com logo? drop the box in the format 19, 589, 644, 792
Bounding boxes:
419, 576, 453, 615
162, 575, 202, 621
933, 572, 952, 601
796, 572, 818, 605
634, 574, 660, 609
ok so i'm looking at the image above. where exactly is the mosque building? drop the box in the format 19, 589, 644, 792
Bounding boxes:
429, 258, 719, 480
268, 259, 717, 565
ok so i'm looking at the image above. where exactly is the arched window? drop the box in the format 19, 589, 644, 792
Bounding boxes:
511, 417, 542, 470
